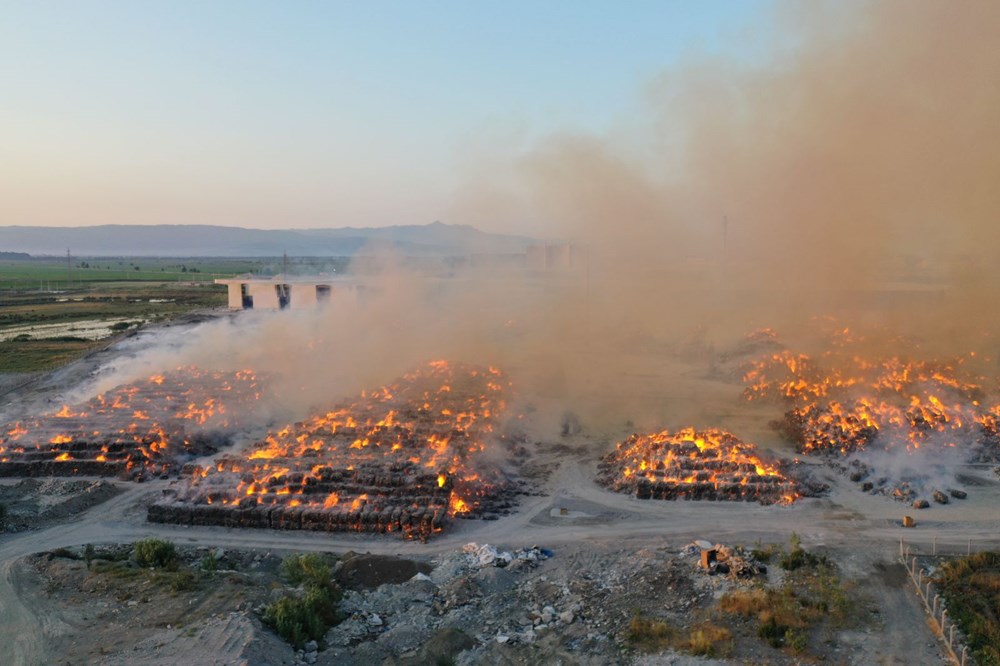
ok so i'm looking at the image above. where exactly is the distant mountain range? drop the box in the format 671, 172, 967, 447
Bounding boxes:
0, 222, 539, 257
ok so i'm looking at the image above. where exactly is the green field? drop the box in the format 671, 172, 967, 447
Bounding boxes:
0, 256, 351, 373
0, 255, 354, 372
0, 256, 268, 291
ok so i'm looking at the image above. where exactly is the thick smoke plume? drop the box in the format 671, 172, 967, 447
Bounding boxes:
95, 1, 1000, 434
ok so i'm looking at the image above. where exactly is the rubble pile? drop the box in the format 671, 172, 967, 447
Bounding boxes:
318, 541, 744, 665
150, 361, 525, 540
596, 427, 804, 505
680, 541, 768, 579
0, 368, 262, 480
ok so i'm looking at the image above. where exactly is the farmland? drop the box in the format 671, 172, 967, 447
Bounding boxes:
0, 256, 346, 372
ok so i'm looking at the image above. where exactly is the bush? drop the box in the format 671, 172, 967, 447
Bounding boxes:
263, 552, 343, 649
153, 570, 197, 593
200, 552, 219, 572
133, 539, 178, 569
263, 585, 339, 649
280, 553, 333, 587
779, 534, 825, 570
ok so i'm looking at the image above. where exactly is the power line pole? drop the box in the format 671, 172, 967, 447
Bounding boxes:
66, 248, 71, 288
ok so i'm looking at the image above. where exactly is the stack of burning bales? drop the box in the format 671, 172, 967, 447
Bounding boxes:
597, 427, 805, 505
0, 368, 262, 480
149, 361, 522, 540
742, 333, 1000, 505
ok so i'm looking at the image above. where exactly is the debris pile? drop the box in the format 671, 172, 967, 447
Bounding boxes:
681, 541, 768, 580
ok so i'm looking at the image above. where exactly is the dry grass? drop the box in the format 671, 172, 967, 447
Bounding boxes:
718, 550, 852, 654
937, 552, 1000, 666
627, 614, 732, 657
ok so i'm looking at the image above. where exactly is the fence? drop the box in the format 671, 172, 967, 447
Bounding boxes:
898, 536, 977, 666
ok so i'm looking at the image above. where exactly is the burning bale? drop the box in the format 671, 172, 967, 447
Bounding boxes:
0, 368, 262, 480
149, 360, 524, 540
596, 427, 806, 505
743, 337, 1000, 503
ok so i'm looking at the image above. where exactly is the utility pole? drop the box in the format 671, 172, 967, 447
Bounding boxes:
66, 248, 71, 288
282, 251, 288, 277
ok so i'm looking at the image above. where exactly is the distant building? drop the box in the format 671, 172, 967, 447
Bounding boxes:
214, 275, 359, 310
526, 243, 582, 271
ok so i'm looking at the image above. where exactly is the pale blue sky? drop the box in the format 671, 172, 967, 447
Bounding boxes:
1, 0, 776, 232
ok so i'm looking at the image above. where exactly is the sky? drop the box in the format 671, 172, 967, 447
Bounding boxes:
0, 0, 775, 234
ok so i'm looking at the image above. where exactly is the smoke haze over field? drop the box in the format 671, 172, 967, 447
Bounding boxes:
94, 0, 1000, 429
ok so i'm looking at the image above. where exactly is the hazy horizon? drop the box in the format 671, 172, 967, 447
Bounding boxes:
1, 1, 773, 235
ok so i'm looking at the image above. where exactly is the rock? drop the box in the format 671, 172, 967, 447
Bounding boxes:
913, 499, 930, 509
559, 611, 575, 624
473, 567, 516, 595
367, 613, 383, 627
496, 634, 510, 644
402, 627, 475, 666
213, 547, 225, 560
303, 640, 318, 653
305, 651, 318, 664
377, 624, 430, 654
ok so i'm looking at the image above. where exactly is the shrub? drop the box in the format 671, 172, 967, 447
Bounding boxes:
280, 553, 333, 587
133, 539, 178, 569
263, 585, 339, 649
200, 552, 219, 572
779, 534, 825, 570
263, 552, 343, 649
153, 570, 197, 592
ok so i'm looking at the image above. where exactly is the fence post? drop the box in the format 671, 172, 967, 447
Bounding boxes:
933, 536, 937, 555
932, 593, 939, 615
962, 645, 967, 665
950, 625, 955, 646
926, 581, 933, 600
967, 539, 971, 555
900, 535, 904, 558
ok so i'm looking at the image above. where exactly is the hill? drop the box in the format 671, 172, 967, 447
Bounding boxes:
0, 222, 537, 257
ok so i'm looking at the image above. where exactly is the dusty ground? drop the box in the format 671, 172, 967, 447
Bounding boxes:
1, 315, 998, 665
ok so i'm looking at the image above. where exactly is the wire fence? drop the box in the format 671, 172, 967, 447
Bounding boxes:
898, 536, 986, 666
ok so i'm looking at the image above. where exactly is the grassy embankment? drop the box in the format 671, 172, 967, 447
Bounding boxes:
937, 552, 1000, 666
